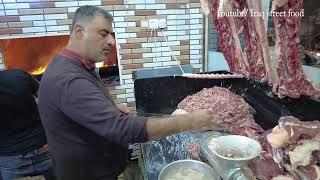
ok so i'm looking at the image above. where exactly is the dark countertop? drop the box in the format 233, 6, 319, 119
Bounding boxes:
140, 131, 223, 180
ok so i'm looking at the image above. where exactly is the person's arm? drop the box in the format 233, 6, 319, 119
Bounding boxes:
146, 115, 191, 140
60, 76, 220, 144
146, 109, 219, 140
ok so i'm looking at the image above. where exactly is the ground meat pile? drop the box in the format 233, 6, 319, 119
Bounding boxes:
177, 86, 254, 125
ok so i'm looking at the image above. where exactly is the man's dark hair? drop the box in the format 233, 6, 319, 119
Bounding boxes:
71, 5, 114, 31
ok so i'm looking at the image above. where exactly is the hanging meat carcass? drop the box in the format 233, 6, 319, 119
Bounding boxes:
210, 0, 248, 75
200, 0, 320, 99
272, 0, 320, 98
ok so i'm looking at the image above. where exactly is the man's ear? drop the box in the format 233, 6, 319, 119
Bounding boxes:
74, 24, 85, 39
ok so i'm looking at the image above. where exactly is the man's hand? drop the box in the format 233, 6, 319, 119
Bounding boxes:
116, 104, 130, 114
146, 109, 221, 140
171, 109, 189, 115
187, 109, 221, 131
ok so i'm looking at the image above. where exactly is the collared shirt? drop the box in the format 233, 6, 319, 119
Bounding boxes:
59, 48, 95, 70
38, 54, 148, 179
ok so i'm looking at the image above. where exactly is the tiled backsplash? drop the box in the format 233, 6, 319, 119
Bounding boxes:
0, 0, 205, 109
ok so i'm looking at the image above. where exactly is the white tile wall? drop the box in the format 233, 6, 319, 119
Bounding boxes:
47, 25, 69, 31
116, 94, 126, 99
190, 50, 200, 54
44, 14, 68, 20
68, 7, 79, 13
190, 59, 200, 64
115, 84, 134, 90
158, 31, 185, 36
190, 29, 200, 35
142, 43, 156, 48
135, 5, 145, 10
161, 41, 179, 46
114, 28, 126, 33
190, 45, 202, 49
121, 74, 132, 79
166, 20, 186, 25
5, 9, 19, 15
4, 3, 30, 9
190, 40, 200, 44
126, 0, 154, 4
114, 22, 136, 28
33, 21, 45, 26
124, 79, 133, 84
157, 9, 185, 15
113, 17, 125, 22
190, 19, 200, 24
160, 52, 177, 57
190, 35, 202, 39
152, 46, 170, 52
190, 9, 200, 13
143, 62, 162, 68
162, 61, 179, 66
176, 35, 189, 40
146, 4, 165, 10
55, 1, 79, 7
59, 31, 70, 34
190, 55, 202, 59
127, 97, 136, 102
45, 20, 57, 26
153, 57, 171, 62
113, 11, 134, 16
116, 93, 134, 99
125, 89, 134, 93
35, 32, 48, 35
3, 0, 16, 2
10, 33, 34, 36
20, 15, 44, 21
16, 0, 40, 2
190, 24, 202, 29
167, 25, 189, 31
143, 53, 156, 58
192, 64, 202, 68
22, 26, 46, 33
116, 38, 127, 44
78, 0, 101, 6
167, 15, 189, 20
190, 14, 203, 19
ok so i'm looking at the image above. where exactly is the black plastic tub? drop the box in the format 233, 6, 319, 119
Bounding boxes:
134, 73, 320, 130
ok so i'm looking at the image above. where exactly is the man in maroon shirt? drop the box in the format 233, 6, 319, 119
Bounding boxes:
38, 5, 220, 180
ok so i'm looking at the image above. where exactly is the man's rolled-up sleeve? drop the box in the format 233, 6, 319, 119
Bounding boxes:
60, 76, 149, 144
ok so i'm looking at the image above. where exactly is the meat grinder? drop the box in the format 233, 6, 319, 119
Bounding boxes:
200, 135, 262, 180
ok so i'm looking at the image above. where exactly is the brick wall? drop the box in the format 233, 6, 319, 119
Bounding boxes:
0, 0, 205, 110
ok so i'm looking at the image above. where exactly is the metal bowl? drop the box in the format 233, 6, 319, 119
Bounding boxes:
158, 159, 219, 180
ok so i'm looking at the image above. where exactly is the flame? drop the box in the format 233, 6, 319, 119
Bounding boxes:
32, 66, 47, 75
0, 34, 118, 75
